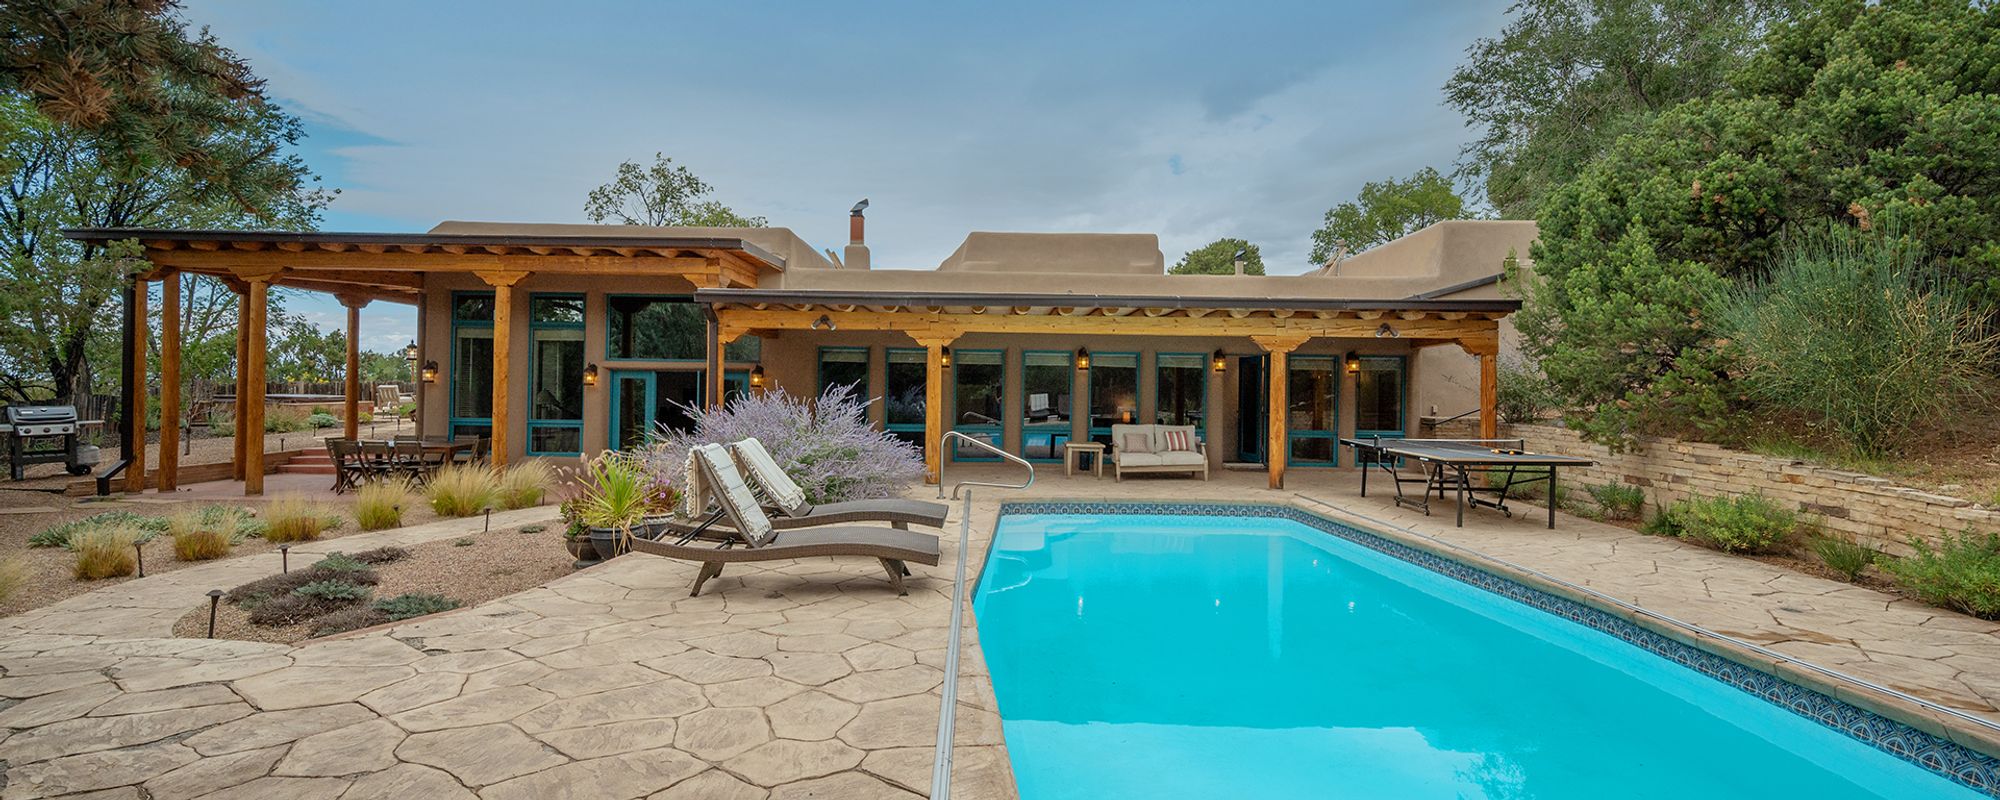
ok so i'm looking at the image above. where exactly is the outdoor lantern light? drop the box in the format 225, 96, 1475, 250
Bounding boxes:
1375, 323, 1399, 339
1211, 350, 1227, 372
582, 364, 599, 386
1075, 348, 1090, 370
750, 365, 766, 388
404, 341, 418, 361
420, 360, 440, 383
939, 347, 953, 368
1346, 355, 1361, 374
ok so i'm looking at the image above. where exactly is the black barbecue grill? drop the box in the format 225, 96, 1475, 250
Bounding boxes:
3, 405, 98, 481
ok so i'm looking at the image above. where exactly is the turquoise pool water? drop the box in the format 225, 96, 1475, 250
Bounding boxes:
973, 512, 1983, 800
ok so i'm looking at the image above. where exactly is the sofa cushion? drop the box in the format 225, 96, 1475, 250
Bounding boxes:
1119, 452, 1165, 468
1156, 450, 1205, 467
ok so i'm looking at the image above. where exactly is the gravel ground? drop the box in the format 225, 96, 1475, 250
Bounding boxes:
171, 522, 573, 644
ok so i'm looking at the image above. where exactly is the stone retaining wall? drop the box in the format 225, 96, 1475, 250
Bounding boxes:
1508, 423, 1994, 555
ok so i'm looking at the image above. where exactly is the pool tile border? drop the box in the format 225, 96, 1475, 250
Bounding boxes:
997, 500, 2000, 797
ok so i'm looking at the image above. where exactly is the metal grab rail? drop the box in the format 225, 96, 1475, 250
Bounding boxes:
936, 430, 1034, 500
929, 490, 974, 800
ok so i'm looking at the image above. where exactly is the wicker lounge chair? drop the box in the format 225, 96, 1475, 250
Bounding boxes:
728, 438, 948, 530
629, 444, 940, 597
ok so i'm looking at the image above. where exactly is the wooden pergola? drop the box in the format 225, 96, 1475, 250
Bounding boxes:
697, 289, 1516, 490
65, 228, 786, 495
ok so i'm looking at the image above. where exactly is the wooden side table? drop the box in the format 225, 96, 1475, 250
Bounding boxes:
1063, 441, 1106, 478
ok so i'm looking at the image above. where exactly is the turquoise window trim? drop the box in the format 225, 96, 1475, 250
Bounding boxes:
448, 290, 494, 437
884, 347, 926, 434
526, 293, 586, 456
1151, 351, 1209, 439
1083, 351, 1140, 443
1020, 350, 1075, 463
816, 346, 871, 397
1351, 353, 1409, 437
603, 293, 704, 364
1285, 355, 1339, 467
950, 348, 1004, 463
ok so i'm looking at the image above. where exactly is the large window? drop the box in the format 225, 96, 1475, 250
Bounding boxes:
885, 348, 927, 448
1021, 351, 1073, 461
449, 292, 493, 441
1354, 355, 1406, 436
818, 347, 870, 398
1086, 352, 1138, 446
606, 295, 759, 361
1286, 355, 1339, 465
1155, 353, 1207, 435
528, 294, 585, 455
951, 350, 1003, 461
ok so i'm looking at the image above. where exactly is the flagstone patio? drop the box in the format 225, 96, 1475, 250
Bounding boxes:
1, 467, 1997, 798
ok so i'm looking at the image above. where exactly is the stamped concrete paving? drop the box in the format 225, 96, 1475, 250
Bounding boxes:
3, 469, 1999, 798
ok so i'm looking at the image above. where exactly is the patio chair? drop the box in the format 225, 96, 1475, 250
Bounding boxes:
628, 444, 940, 597
392, 440, 429, 485
325, 438, 363, 494
358, 440, 395, 481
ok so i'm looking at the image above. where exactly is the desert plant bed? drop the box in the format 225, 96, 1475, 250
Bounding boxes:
173, 523, 570, 644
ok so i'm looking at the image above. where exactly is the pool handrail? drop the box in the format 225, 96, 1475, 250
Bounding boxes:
929, 490, 973, 800
937, 430, 1034, 500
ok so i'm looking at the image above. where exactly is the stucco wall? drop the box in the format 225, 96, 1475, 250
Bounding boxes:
1510, 423, 1993, 555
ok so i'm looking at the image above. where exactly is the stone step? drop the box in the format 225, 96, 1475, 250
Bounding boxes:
275, 464, 337, 475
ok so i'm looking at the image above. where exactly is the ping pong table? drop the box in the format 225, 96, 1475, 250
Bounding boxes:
1338, 436, 1597, 528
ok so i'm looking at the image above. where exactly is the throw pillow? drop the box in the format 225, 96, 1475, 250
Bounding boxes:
1121, 432, 1153, 453
1163, 429, 1193, 452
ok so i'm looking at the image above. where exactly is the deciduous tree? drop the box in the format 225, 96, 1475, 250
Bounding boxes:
584, 154, 765, 228
1171, 238, 1264, 275
1308, 167, 1470, 265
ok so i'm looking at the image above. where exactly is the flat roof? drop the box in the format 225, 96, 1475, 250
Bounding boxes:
695, 288, 1520, 313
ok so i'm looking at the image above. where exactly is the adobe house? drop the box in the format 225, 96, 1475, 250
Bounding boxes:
67, 213, 1533, 495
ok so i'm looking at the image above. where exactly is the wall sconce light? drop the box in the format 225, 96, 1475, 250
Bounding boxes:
1075, 347, 1091, 370
1211, 349, 1227, 372
811, 314, 836, 331
582, 363, 598, 386
939, 347, 953, 368
1375, 323, 1399, 339
749, 365, 766, 389
1345, 355, 1361, 374
420, 360, 439, 383
403, 341, 419, 361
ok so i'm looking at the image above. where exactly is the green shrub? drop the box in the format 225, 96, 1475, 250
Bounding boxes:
496, 461, 552, 509
1495, 358, 1553, 424
1808, 534, 1878, 582
1882, 532, 2000, 619
31, 511, 169, 549
347, 546, 409, 565
294, 579, 371, 601
1588, 483, 1646, 521
226, 564, 378, 606
1644, 494, 1798, 554
0, 557, 27, 602
306, 412, 338, 429
353, 481, 412, 531
72, 526, 139, 579
1715, 227, 1999, 455
265, 404, 313, 433
311, 553, 371, 573
263, 495, 329, 543
206, 409, 235, 437
168, 508, 233, 562
373, 593, 460, 621
426, 464, 498, 517
311, 606, 391, 637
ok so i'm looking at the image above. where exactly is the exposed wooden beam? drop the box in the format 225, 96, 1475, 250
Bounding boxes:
711, 307, 1499, 342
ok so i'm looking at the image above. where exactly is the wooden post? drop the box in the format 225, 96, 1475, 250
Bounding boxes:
478, 271, 527, 469
158, 271, 181, 492
341, 296, 366, 441
125, 279, 150, 493
914, 332, 957, 485
704, 311, 723, 411
1253, 334, 1310, 491
242, 277, 270, 495
1479, 352, 1499, 439
232, 289, 249, 481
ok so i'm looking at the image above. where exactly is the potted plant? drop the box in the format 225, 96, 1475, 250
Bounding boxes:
575, 453, 650, 561
558, 499, 598, 569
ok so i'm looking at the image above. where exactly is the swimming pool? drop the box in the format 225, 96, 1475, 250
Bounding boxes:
973, 505, 1997, 799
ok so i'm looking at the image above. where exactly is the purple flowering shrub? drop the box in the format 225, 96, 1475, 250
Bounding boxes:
642, 383, 925, 505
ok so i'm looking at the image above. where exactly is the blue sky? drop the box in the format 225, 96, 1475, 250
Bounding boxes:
183, 0, 1509, 351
